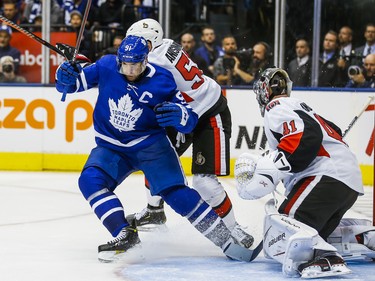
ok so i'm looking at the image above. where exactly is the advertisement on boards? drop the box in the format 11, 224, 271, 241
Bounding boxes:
0, 87, 373, 183
11, 32, 76, 83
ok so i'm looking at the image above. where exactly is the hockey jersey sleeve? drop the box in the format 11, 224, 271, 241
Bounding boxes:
265, 100, 323, 173
55, 59, 102, 94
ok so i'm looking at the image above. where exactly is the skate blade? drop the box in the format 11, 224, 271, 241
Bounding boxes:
137, 224, 168, 232
224, 240, 263, 262
301, 266, 352, 279
98, 244, 142, 263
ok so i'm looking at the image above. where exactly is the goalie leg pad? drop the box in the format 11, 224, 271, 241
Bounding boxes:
327, 218, 375, 260
263, 202, 337, 277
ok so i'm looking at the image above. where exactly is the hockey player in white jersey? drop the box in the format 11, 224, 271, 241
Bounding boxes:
234, 67, 375, 278
55, 35, 256, 262
125, 18, 254, 246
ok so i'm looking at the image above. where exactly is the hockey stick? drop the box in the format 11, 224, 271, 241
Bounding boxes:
0, 15, 65, 57
60, 0, 92, 102
342, 96, 375, 138
72, 0, 92, 63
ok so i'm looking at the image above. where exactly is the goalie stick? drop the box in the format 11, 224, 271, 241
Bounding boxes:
0, 15, 65, 57
342, 96, 375, 138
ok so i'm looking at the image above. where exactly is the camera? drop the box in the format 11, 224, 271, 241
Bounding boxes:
348, 65, 362, 76
2, 64, 13, 73
223, 57, 235, 70
222, 48, 253, 71
235, 48, 253, 56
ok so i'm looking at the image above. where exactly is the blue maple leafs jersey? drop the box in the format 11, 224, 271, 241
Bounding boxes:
56, 55, 197, 152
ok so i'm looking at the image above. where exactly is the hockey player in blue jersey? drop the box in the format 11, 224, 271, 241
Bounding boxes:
55, 35, 256, 262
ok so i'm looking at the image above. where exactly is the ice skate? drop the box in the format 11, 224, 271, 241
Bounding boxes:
98, 223, 141, 262
125, 202, 167, 231
298, 253, 352, 279
222, 224, 262, 262
230, 224, 254, 248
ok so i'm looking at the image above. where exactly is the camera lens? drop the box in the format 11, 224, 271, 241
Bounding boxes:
348, 65, 361, 76
2, 64, 13, 73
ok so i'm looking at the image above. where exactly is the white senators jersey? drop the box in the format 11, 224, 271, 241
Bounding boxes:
149, 39, 222, 117
263, 96, 363, 195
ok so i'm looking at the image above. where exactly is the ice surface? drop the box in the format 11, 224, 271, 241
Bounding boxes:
0, 172, 373, 281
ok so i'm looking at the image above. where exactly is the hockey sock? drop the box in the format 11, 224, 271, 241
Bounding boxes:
160, 186, 231, 248
79, 167, 128, 236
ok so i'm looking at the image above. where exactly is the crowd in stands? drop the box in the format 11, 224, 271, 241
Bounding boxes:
0, 0, 374, 88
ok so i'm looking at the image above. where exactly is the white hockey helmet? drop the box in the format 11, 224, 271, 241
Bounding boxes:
126, 18, 164, 51
253, 68, 293, 117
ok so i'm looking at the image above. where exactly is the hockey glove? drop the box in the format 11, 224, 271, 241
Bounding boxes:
155, 102, 195, 133
235, 150, 291, 200
56, 61, 82, 86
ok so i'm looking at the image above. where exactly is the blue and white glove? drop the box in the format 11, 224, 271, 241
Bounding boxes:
155, 102, 196, 133
56, 61, 82, 86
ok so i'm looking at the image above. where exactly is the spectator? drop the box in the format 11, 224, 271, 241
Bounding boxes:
337, 26, 355, 85
0, 55, 26, 82
66, 10, 93, 60
22, 0, 63, 26
180, 32, 210, 76
318, 30, 344, 87
213, 35, 253, 85
61, 0, 98, 28
100, 34, 123, 56
345, 53, 375, 88
0, 24, 20, 73
97, 0, 124, 28
27, 14, 42, 32
249, 41, 273, 84
1, 0, 22, 24
194, 26, 224, 78
353, 23, 375, 65
287, 38, 311, 87
134, 0, 158, 19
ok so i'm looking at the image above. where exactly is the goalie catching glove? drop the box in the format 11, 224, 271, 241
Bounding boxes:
234, 150, 291, 200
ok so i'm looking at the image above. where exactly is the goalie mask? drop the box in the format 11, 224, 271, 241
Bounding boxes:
126, 18, 164, 51
253, 68, 293, 117
117, 35, 149, 78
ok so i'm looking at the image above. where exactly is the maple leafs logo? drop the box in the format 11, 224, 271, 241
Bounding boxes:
108, 94, 143, 132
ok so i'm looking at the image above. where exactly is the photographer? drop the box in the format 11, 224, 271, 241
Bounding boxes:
213, 36, 253, 86
0, 56, 27, 83
0, 24, 21, 73
345, 54, 375, 88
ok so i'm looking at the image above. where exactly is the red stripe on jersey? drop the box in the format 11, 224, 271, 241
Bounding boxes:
317, 145, 330, 157
210, 116, 221, 174
213, 192, 232, 218
278, 132, 303, 154
284, 176, 315, 215
221, 89, 227, 97
181, 91, 194, 102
